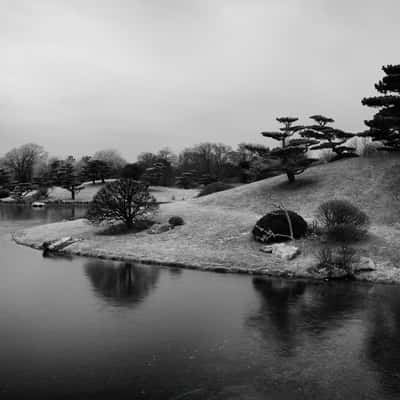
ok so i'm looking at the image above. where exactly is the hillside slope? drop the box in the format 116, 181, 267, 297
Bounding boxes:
194, 154, 400, 224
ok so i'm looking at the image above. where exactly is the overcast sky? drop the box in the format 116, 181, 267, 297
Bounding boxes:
1, 0, 399, 160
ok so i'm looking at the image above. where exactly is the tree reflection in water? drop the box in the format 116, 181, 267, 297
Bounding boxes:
249, 277, 369, 355
366, 287, 400, 395
84, 260, 160, 307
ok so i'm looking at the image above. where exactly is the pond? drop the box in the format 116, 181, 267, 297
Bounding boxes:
1, 204, 400, 399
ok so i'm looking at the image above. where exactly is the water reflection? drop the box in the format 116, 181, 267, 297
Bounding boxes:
366, 288, 400, 395
249, 278, 369, 355
0, 204, 87, 223
84, 260, 160, 307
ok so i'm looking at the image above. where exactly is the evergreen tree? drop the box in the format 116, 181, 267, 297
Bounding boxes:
55, 161, 84, 200
300, 115, 357, 160
0, 168, 11, 188
248, 117, 318, 183
175, 171, 197, 188
361, 64, 400, 151
81, 159, 111, 184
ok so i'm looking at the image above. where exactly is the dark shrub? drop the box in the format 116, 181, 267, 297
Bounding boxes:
0, 188, 10, 199
253, 210, 308, 243
197, 182, 234, 197
316, 199, 369, 242
168, 216, 184, 226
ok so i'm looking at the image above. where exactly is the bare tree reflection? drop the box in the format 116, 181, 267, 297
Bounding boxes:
84, 260, 160, 307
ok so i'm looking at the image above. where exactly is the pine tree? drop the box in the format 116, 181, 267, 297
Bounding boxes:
300, 115, 357, 160
0, 168, 11, 188
55, 161, 84, 200
247, 117, 319, 183
175, 171, 197, 188
361, 64, 400, 151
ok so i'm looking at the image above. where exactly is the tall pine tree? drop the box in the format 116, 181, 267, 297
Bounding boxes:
300, 115, 357, 160
247, 117, 318, 183
361, 64, 400, 151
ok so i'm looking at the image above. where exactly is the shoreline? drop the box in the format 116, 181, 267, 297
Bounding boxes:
11, 201, 400, 284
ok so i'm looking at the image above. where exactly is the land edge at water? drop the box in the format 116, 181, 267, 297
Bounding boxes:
11, 231, 305, 278
10, 155, 400, 285
11, 221, 400, 285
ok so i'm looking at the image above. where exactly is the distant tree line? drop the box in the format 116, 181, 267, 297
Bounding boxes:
3, 60, 398, 198
0, 142, 278, 198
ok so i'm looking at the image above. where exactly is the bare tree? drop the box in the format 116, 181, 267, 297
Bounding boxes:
87, 179, 158, 228
3, 143, 47, 182
93, 149, 127, 175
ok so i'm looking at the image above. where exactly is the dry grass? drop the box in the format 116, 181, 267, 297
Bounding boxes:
195, 153, 400, 225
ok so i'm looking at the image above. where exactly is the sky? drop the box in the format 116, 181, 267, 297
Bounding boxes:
1, 0, 399, 161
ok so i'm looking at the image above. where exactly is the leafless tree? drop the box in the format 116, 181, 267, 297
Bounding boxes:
3, 143, 47, 182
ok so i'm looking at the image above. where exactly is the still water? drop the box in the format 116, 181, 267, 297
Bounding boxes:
1, 205, 400, 399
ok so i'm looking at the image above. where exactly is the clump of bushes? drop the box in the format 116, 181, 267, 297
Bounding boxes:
253, 209, 308, 243
197, 182, 234, 197
316, 199, 369, 242
0, 188, 10, 199
168, 216, 184, 226
316, 245, 356, 279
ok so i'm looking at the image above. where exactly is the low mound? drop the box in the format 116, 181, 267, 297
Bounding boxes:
194, 154, 400, 224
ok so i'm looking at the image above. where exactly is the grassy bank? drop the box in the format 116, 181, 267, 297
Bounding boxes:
13, 154, 400, 283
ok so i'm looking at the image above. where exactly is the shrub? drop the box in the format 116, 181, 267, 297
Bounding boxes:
168, 216, 184, 226
316, 246, 356, 279
87, 179, 158, 228
0, 188, 10, 199
307, 220, 323, 237
197, 182, 234, 197
253, 209, 308, 243
316, 200, 369, 242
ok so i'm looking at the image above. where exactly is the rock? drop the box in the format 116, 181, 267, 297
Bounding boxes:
42, 236, 78, 252
260, 243, 300, 260
253, 210, 308, 243
354, 257, 376, 273
147, 223, 172, 234
260, 246, 273, 254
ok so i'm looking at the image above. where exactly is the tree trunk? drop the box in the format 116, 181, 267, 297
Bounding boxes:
286, 170, 295, 183
71, 189, 75, 200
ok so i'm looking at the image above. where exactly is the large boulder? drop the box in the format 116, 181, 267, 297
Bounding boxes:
253, 210, 307, 243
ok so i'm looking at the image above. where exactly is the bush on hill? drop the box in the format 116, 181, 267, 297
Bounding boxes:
316, 199, 369, 242
168, 216, 184, 226
197, 182, 234, 197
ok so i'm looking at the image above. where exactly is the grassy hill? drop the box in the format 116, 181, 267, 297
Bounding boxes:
195, 153, 400, 225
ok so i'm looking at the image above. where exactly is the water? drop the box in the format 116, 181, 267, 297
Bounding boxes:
1, 205, 400, 399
